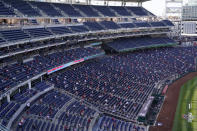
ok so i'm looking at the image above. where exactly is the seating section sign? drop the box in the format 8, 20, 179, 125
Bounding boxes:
47, 58, 84, 74
47, 53, 104, 75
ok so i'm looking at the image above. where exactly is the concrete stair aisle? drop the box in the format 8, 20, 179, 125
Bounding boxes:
88, 112, 100, 131
108, 7, 120, 17
124, 7, 137, 18
71, 5, 87, 17
52, 98, 75, 123
0, 1, 22, 17
27, 1, 48, 17
50, 3, 67, 17
90, 6, 103, 17
56, 88, 100, 113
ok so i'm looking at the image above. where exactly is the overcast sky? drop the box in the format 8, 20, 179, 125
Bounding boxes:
143, 0, 166, 16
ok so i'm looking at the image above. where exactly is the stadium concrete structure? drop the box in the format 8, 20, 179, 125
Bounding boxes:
0, 0, 197, 131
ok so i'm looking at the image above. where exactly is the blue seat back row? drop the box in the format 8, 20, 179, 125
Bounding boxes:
1, 0, 153, 17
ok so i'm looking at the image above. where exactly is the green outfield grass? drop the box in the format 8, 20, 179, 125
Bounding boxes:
173, 77, 197, 131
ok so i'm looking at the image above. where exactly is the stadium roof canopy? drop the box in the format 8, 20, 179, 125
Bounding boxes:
98, 0, 150, 2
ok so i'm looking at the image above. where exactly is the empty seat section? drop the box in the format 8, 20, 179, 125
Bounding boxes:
100, 21, 120, 29
34, 82, 50, 91
106, 37, 175, 51
24, 28, 52, 38
4, 0, 41, 17
164, 37, 175, 43
30, 1, 62, 17
133, 22, 151, 27
0, 1, 15, 16
93, 5, 116, 17
84, 22, 105, 31
73, 5, 99, 17
0, 38, 6, 44
49, 26, 72, 34
54, 3, 82, 17
119, 23, 136, 28
68, 25, 89, 32
110, 6, 131, 16
0, 30, 30, 41
150, 21, 166, 27
126, 7, 148, 16
162, 20, 174, 26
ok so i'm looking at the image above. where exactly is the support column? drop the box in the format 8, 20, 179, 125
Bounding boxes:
41, 76, 43, 82
7, 95, 10, 102
138, 2, 142, 7
121, 1, 124, 6
28, 81, 31, 89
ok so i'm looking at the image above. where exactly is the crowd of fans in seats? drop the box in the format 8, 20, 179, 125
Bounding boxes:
0, 47, 102, 94
0, 0, 179, 130
49, 46, 197, 121
15, 89, 97, 131
1, 45, 197, 131
0, 82, 51, 127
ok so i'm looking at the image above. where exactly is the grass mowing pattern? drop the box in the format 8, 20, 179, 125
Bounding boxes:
173, 77, 197, 131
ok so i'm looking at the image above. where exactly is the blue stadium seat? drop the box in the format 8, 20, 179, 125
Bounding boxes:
0, 29, 30, 41
68, 25, 89, 32
110, 6, 131, 16
93, 5, 116, 17
0, 1, 16, 16
24, 28, 52, 38
48, 26, 72, 34
106, 37, 176, 52
133, 21, 151, 27
126, 7, 148, 16
30, 1, 62, 17
84, 21, 105, 31
73, 4, 99, 17
100, 21, 120, 29
162, 20, 174, 26
4, 0, 41, 17
118, 22, 136, 28
150, 21, 166, 27
54, 3, 82, 17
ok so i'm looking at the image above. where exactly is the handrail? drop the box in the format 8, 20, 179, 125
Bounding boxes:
0, 25, 171, 48
7, 84, 54, 130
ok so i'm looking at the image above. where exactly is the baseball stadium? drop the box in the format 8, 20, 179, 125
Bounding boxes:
0, 0, 196, 131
